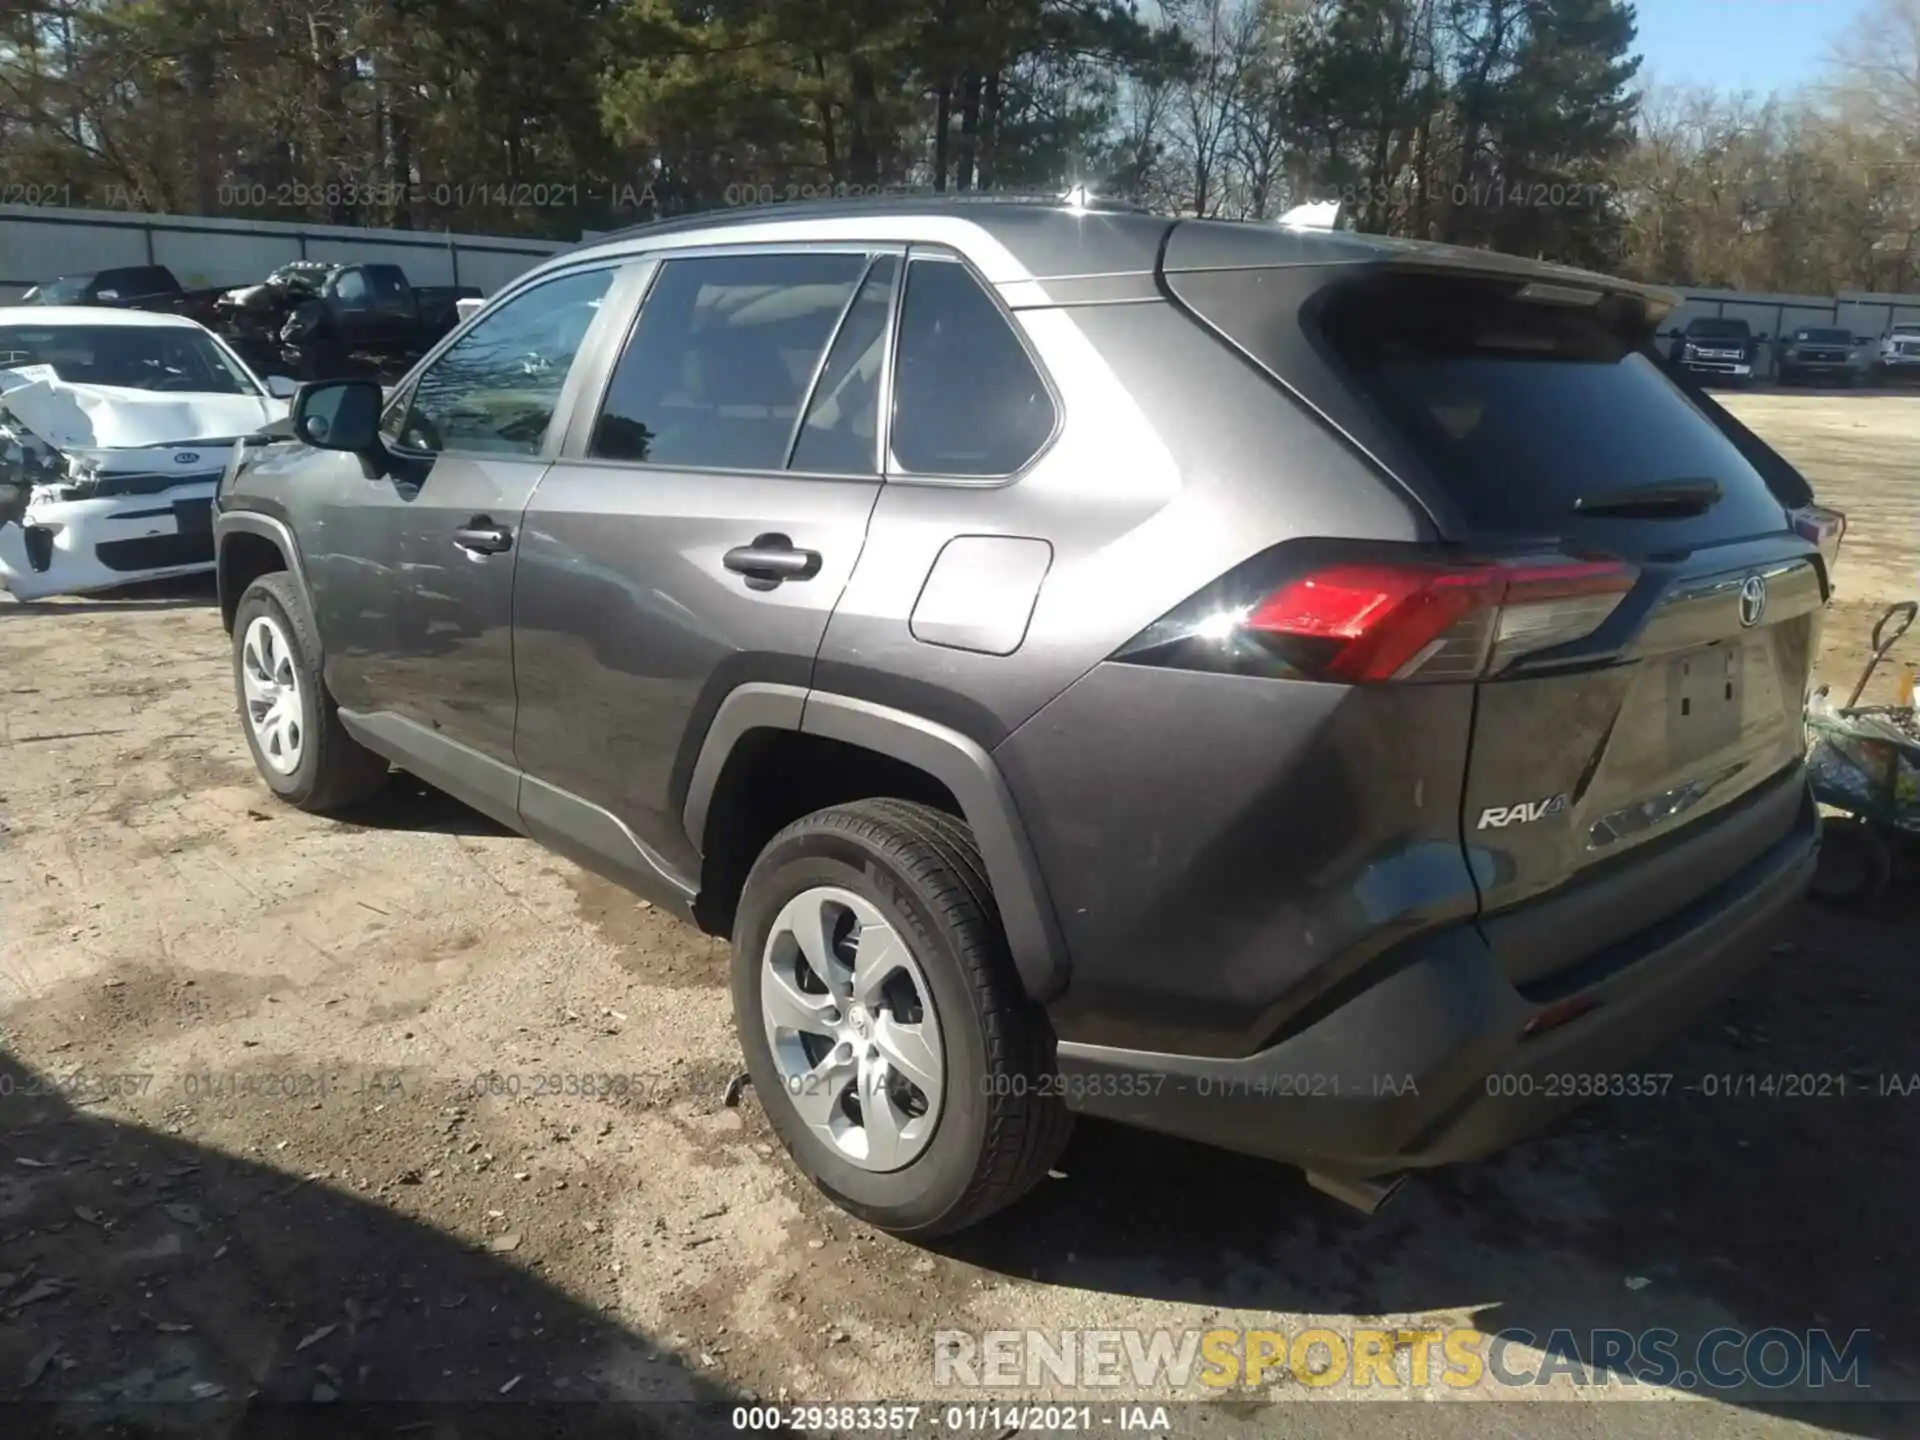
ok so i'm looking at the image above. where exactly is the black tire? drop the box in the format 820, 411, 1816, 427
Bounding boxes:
231, 572, 388, 812
1808, 818, 1892, 906
731, 799, 1073, 1236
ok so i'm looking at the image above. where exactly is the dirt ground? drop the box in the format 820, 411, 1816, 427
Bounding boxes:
3, 391, 1918, 1438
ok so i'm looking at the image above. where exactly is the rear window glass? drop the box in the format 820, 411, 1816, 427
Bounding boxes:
1316, 276, 1791, 537
99, 268, 171, 294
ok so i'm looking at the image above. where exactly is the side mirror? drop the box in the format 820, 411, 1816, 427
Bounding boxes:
265, 374, 299, 399
96, 288, 120, 301
292, 379, 385, 466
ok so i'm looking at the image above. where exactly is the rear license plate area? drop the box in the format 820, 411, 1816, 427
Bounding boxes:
1666, 642, 1746, 759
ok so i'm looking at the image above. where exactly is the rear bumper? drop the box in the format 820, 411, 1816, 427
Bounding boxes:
1055, 780, 1817, 1181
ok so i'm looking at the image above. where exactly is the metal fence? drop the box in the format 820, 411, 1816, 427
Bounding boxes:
1655, 288, 1920, 378
6, 202, 1918, 368
0, 202, 568, 301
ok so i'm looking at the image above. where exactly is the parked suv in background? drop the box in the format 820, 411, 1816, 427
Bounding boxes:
1666, 316, 1766, 383
213, 197, 1834, 1234
1874, 322, 1920, 385
1775, 326, 1869, 386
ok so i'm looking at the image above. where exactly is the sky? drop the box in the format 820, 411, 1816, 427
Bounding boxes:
1631, 0, 1875, 95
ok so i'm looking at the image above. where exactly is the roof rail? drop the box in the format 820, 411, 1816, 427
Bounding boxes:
569, 188, 1154, 250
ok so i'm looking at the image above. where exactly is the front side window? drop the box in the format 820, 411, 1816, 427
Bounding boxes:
399, 266, 614, 456
889, 257, 1056, 477
590, 251, 869, 470
333, 270, 370, 305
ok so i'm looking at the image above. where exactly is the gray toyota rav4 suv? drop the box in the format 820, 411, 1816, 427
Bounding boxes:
214, 196, 1841, 1235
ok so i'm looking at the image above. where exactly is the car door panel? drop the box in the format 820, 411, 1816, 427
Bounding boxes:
357, 452, 550, 762
335, 263, 627, 773
512, 247, 897, 879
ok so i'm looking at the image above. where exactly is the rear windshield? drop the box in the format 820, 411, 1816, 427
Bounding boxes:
1315, 275, 1792, 538
1685, 319, 1750, 339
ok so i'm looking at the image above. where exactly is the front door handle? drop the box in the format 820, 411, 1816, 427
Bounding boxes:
453, 519, 512, 555
723, 533, 821, 589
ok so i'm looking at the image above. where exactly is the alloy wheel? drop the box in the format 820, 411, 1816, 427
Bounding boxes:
759, 886, 946, 1172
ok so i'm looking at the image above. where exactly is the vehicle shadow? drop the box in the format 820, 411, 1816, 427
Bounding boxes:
2, 574, 219, 614
334, 771, 517, 839
941, 893, 1920, 1431
0, 1046, 770, 1437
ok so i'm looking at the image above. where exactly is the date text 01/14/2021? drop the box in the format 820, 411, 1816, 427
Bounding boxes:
730, 1404, 1171, 1432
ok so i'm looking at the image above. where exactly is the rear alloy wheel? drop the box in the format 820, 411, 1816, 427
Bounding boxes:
732, 799, 1072, 1236
759, 886, 946, 1172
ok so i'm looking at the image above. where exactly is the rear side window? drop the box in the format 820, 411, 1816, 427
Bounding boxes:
99, 268, 170, 296
1316, 275, 1791, 537
791, 255, 897, 475
366, 266, 410, 302
591, 252, 869, 470
890, 257, 1055, 477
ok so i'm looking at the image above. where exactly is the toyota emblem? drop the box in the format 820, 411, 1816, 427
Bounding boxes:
1738, 574, 1768, 628
173, 451, 201, 465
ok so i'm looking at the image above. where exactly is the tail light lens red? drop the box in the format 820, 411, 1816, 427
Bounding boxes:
1118, 552, 1639, 683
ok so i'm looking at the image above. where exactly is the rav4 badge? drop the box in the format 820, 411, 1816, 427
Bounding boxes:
1477, 794, 1570, 829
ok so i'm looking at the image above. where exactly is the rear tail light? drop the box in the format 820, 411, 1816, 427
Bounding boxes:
1117, 551, 1639, 683
1790, 504, 1846, 580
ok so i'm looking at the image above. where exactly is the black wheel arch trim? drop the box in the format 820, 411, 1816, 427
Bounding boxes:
683, 684, 1071, 1002
214, 510, 309, 626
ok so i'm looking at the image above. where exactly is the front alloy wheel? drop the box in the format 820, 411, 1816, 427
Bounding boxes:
240, 614, 303, 775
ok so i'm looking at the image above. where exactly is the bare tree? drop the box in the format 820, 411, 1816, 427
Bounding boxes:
1162, 0, 1264, 215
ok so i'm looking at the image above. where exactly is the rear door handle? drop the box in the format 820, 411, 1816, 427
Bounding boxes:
453, 519, 512, 555
723, 534, 821, 589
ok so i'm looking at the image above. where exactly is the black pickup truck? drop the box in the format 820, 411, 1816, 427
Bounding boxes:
214, 261, 481, 381
1662, 316, 1768, 386
21, 265, 229, 327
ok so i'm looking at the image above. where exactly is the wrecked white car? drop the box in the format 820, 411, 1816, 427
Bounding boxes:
0, 307, 295, 601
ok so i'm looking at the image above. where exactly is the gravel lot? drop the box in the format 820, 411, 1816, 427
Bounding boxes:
2, 391, 1917, 1437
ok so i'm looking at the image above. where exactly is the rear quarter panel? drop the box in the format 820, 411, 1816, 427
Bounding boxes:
814, 298, 1429, 749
